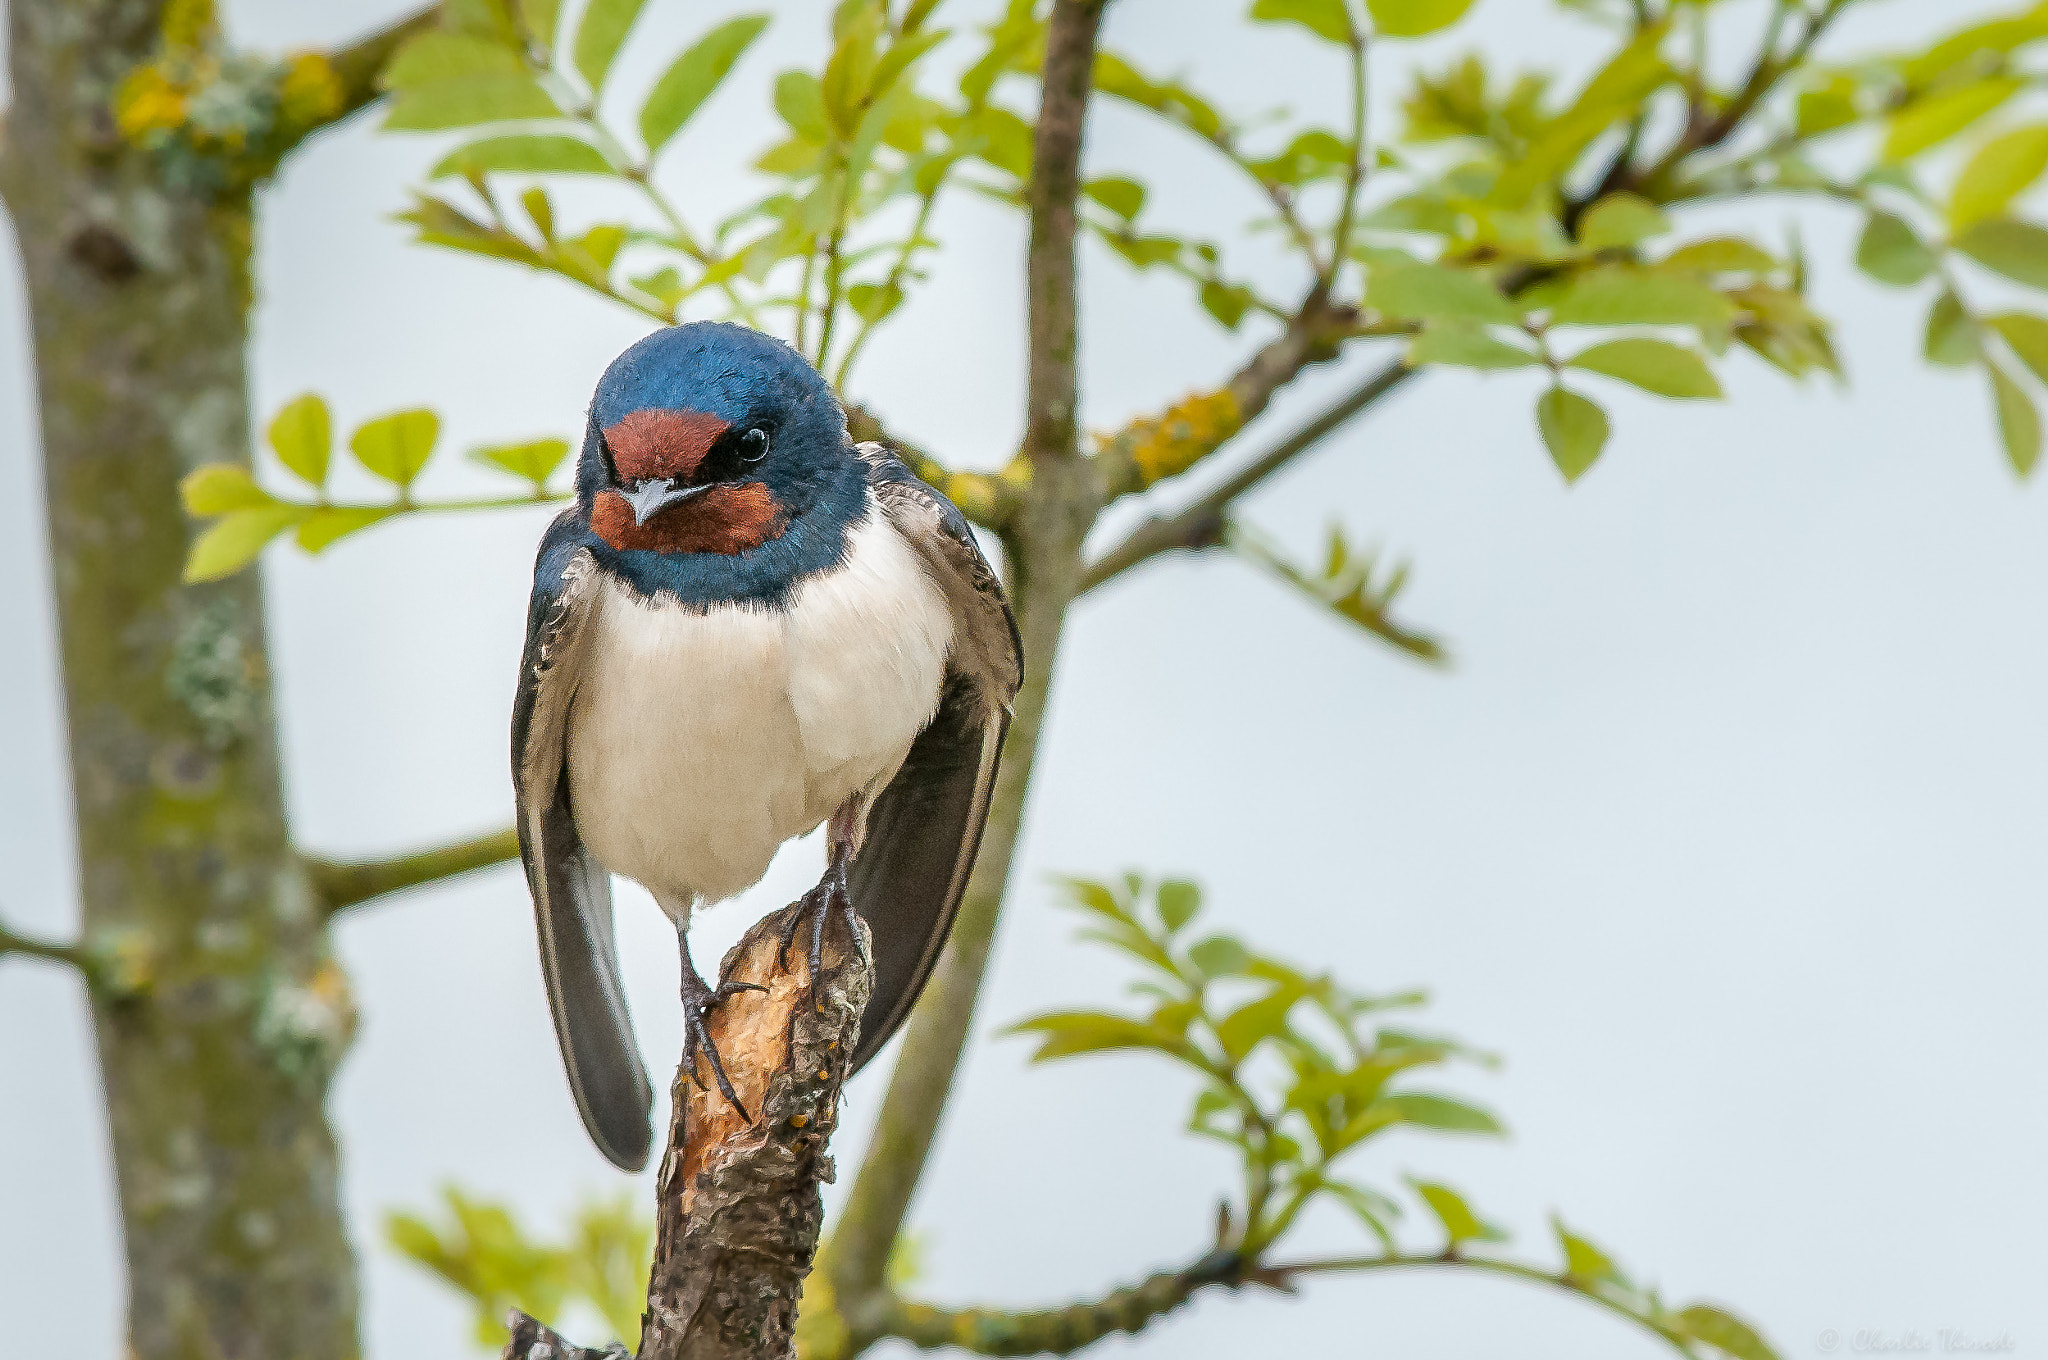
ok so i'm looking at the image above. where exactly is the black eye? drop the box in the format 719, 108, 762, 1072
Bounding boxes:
740, 428, 770, 463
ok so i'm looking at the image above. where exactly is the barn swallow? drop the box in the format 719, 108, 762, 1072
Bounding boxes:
511, 322, 1021, 1171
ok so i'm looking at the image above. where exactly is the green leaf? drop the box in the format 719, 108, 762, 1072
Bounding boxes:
1490, 29, 1670, 208
1658, 238, 1779, 275
443, 0, 519, 43
1248, 129, 1352, 187
1548, 269, 1736, 328
1155, 880, 1201, 933
267, 393, 332, 487
1577, 193, 1669, 251
350, 410, 441, 488
181, 465, 277, 516
470, 438, 571, 487
385, 75, 558, 131
1215, 984, 1304, 1061
1537, 386, 1609, 483
1409, 323, 1541, 370
1855, 212, 1937, 288
1991, 361, 2041, 477
1410, 1179, 1507, 1246
775, 70, 831, 143
1567, 338, 1722, 400
383, 32, 526, 89
522, 186, 555, 241
1200, 281, 1255, 330
1367, 0, 1477, 38
1055, 876, 1128, 922
1674, 1304, 1782, 1360
573, 0, 651, 92
1249, 0, 1352, 43
1083, 176, 1146, 221
519, 0, 563, 51
1093, 53, 1226, 142
1925, 290, 1981, 368
1955, 217, 2048, 289
297, 507, 398, 554
1951, 124, 2048, 230
1380, 1091, 1504, 1135
640, 14, 770, 155
430, 134, 612, 179
1187, 934, 1252, 979
183, 507, 307, 583
1006, 1011, 1188, 1063
846, 281, 904, 323
1552, 1217, 1623, 1285
1990, 312, 2048, 384
1884, 77, 2022, 163
1368, 263, 1518, 324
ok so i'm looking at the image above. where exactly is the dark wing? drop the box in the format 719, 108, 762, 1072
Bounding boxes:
511, 514, 652, 1172
847, 444, 1023, 1073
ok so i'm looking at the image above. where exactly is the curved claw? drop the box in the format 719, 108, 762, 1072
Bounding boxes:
680, 978, 767, 1123
777, 874, 861, 992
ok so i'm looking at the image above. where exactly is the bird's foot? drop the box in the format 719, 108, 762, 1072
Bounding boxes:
680, 970, 767, 1122
778, 858, 863, 990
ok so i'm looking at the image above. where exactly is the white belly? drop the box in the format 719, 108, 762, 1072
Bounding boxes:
565, 500, 953, 908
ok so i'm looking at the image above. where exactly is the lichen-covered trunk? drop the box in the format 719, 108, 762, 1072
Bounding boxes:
2, 4, 360, 1359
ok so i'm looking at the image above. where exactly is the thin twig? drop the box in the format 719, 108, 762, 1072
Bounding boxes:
1325, 20, 1371, 291
0, 917, 85, 970
1022, 0, 1109, 465
1267, 1254, 1696, 1355
303, 826, 520, 915
1081, 357, 1414, 592
323, 7, 440, 128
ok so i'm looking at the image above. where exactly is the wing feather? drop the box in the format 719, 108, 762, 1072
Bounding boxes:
847, 445, 1022, 1072
512, 518, 652, 1171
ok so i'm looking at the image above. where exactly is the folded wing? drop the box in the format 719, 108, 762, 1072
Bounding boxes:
848, 445, 1023, 1073
511, 518, 653, 1171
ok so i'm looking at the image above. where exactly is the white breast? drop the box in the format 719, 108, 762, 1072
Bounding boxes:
565, 498, 953, 911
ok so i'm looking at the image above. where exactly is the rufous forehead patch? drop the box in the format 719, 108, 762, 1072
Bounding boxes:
604, 408, 730, 483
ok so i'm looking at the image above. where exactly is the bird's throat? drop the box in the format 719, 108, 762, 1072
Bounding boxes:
591, 483, 787, 555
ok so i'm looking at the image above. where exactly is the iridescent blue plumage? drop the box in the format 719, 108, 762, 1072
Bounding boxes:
513, 321, 1021, 1170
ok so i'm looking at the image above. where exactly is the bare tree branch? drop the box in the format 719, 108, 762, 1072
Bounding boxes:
865, 1251, 1264, 1357
1092, 291, 1361, 503
1081, 357, 1415, 593
302, 826, 520, 916
269, 6, 439, 163
1022, 0, 1110, 467
0, 915, 86, 970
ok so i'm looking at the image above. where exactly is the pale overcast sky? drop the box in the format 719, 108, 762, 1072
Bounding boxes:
4, 2, 2046, 1357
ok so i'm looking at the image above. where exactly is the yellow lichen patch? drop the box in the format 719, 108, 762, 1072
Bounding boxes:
1104, 388, 1244, 491
277, 53, 343, 131
115, 67, 190, 140
161, 0, 219, 52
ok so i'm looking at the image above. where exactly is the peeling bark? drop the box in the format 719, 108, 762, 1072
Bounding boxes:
506, 901, 872, 1360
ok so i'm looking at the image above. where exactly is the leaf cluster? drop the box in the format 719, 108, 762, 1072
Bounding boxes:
386, 1187, 650, 1349
1003, 874, 1780, 1360
1007, 874, 1498, 1258
177, 393, 569, 580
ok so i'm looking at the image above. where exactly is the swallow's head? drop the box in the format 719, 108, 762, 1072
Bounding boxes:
578, 322, 848, 555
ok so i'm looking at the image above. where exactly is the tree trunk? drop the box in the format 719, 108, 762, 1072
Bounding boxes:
1, 5, 360, 1359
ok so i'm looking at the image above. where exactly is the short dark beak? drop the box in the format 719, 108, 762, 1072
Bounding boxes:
622, 478, 711, 526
